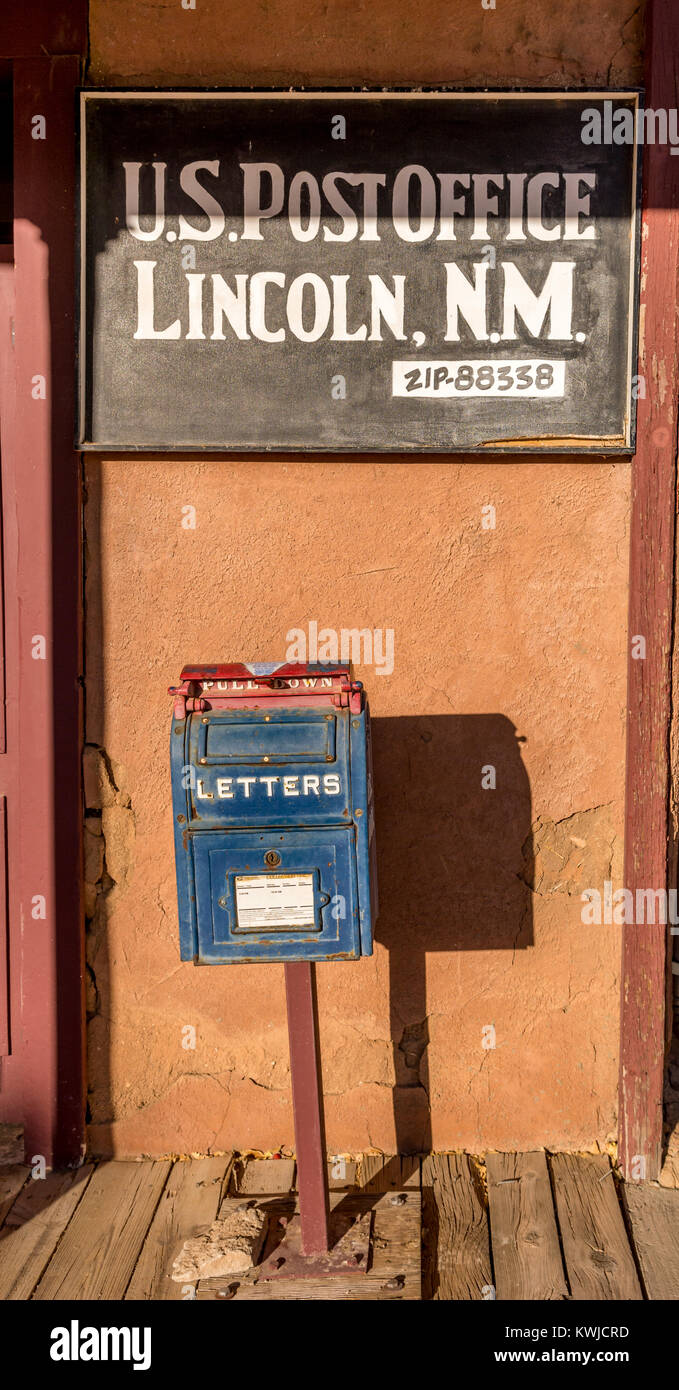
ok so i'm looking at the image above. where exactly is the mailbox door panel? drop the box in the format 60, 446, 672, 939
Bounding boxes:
191, 827, 360, 962
200, 713, 336, 763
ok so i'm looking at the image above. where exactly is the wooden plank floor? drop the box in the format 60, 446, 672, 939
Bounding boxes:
486, 1151, 568, 1300
422, 1153, 492, 1299
621, 1183, 679, 1300
550, 1153, 642, 1300
0, 1150, 677, 1300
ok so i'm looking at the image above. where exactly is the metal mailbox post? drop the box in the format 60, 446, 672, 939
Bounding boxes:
169, 661, 378, 1267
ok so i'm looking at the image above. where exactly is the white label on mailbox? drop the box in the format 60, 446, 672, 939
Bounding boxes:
234, 873, 315, 930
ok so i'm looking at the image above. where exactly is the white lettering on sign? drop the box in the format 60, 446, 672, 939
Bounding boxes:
129, 168, 590, 344
127, 163, 596, 246
195, 773, 342, 799
133, 259, 580, 345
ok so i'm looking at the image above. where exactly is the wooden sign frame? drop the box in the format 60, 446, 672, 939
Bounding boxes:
78, 90, 642, 455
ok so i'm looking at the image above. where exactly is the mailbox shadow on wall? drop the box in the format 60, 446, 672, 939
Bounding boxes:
370, 713, 533, 1155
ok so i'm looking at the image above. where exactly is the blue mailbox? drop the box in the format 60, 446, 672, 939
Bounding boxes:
169, 663, 378, 963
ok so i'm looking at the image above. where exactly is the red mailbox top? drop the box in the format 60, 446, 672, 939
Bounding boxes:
169, 663, 364, 716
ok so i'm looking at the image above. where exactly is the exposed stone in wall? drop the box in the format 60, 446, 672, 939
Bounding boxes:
83, 819, 104, 920
83, 745, 118, 811
83, 743, 136, 1113
83, 745, 136, 899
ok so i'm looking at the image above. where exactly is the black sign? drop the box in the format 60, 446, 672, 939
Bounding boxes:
79, 92, 640, 453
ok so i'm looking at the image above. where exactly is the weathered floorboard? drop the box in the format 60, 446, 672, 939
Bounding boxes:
0, 1166, 29, 1227
33, 1160, 171, 1301
234, 1158, 296, 1195
291, 1158, 358, 1190
0, 1165, 94, 1300
622, 1182, 679, 1300
126, 1155, 233, 1301
421, 1153, 492, 1300
327, 1159, 358, 1189
0, 1124, 23, 1166
357, 1154, 420, 1190
550, 1154, 642, 1300
486, 1151, 568, 1300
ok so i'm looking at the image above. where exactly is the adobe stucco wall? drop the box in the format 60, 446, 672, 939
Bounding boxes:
84, 0, 644, 1157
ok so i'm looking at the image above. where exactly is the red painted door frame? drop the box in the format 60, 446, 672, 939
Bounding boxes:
0, 265, 15, 1067
0, 5, 86, 1166
619, 0, 679, 1182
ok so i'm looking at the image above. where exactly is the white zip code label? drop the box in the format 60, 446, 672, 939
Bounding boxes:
234, 873, 315, 930
392, 360, 565, 398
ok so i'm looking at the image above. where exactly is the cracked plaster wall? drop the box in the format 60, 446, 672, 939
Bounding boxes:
84, 0, 642, 1156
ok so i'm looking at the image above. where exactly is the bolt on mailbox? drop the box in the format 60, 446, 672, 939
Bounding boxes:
169, 663, 377, 963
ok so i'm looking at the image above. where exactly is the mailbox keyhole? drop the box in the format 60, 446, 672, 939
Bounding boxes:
264, 850, 281, 868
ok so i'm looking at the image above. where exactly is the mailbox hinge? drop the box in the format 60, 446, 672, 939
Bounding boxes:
169, 681, 209, 720
332, 687, 363, 712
